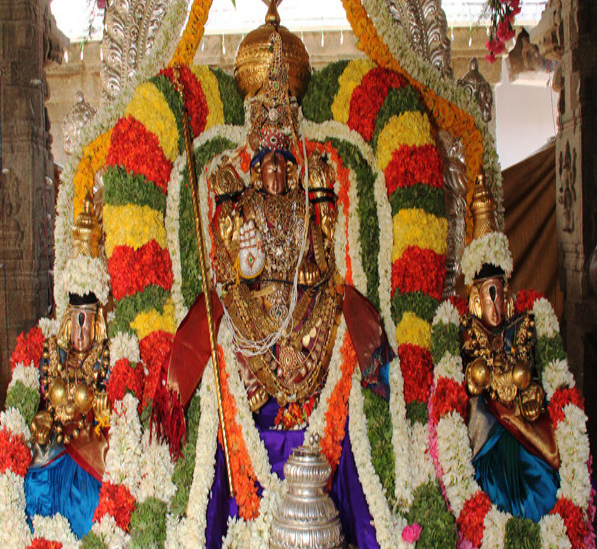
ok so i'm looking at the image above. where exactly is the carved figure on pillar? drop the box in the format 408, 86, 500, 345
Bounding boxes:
25, 194, 111, 538
460, 176, 560, 522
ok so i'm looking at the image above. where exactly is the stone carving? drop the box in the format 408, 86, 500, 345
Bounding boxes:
457, 58, 494, 123
0, 169, 24, 261
438, 129, 467, 297
101, 0, 172, 104
386, 0, 453, 78
62, 92, 97, 156
558, 141, 577, 233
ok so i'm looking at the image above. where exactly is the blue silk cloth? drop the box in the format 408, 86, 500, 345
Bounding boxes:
205, 399, 381, 548
25, 452, 101, 538
473, 423, 560, 522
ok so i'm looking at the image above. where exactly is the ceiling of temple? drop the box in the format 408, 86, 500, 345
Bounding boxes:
51, 0, 548, 41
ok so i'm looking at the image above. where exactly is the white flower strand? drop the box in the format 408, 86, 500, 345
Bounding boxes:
32, 514, 79, 549
532, 297, 560, 338
109, 331, 141, 366
91, 515, 129, 549
481, 506, 509, 549
461, 232, 513, 287
8, 363, 40, 392
540, 514, 572, 549
0, 472, 31, 548
542, 358, 575, 401
0, 408, 31, 441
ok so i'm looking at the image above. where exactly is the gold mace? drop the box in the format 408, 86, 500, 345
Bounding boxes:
172, 65, 234, 497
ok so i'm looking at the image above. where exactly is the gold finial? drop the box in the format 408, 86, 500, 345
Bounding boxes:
72, 192, 101, 259
470, 174, 498, 240
265, 0, 281, 26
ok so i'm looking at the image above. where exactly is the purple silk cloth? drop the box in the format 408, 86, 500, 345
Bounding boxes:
205, 399, 381, 548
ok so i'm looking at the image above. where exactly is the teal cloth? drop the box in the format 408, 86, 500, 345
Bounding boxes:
473, 423, 559, 522
25, 452, 101, 538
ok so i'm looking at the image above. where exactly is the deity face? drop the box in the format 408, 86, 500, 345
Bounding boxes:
477, 277, 505, 328
70, 308, 96, 353
261, 151, 287, 196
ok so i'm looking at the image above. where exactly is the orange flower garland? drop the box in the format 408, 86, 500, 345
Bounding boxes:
169, 0, 213, 67
321, 331, 358, 474
72, 129, 113, 220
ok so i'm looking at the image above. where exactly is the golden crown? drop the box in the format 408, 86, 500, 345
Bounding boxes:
470, 174, 499, 240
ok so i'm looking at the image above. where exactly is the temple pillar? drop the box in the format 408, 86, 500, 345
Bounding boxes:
0, 0, 66, 405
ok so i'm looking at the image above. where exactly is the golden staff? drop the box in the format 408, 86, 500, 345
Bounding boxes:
172, 65, 234, 497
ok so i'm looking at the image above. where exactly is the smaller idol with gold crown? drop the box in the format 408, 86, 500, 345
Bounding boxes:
25, 194, 111, 538
460, 176, 559, 522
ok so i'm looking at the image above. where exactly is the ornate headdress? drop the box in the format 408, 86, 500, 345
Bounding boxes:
461, 175, 513, 286
60, 193, 110, 307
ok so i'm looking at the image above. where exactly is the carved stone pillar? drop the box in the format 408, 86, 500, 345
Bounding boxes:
533, 0, 597, 453
0, 0, 65, 405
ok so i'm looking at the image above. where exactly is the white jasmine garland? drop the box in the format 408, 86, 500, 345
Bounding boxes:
555, 404, 592, 509
103, 394, 143, 493
388, 357, 412, 509
0, 408, 31, 441
540, 514, 572, 549
349, 371, 409, 549
135, 430, 176, 504
32, 514, 79, 548
60, 255, 110, 305
38, 317, 60, 338
91, 514, 130, 549
432, 300, 460, 327
346, 169, 368, 295
435, 412, 479, 517
434, 354, 464, 385
461, 232, 513, 286
481, 506, 509, 549
532, 297, 560, 339
542, 358, 575, 401
335, 207, 348, 281
0, 471, 31, 548
9, 363, 40, 392
109, 331, 141, 366
407, 420, 435, 492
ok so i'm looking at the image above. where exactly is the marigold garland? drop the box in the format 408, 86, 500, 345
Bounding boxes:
73, 130, 113, 221
106, 117, 173, 193
384, 144, 443, 194
321, 331, 358, 474
396, 311, 431, 348
106, 359, 145, 406
392, 208, 447, 261
169, 0, 213, 67
398, 344, 433, 405
430, 378, 468, 425
391, 246, 446, 300
456, 491, 492, 547
139, 330, 174, 406
129, 298, 176, 342
190, 66, 225, 129
0, 429, 32, 477
27, 541, 62, 549
331, 59, 375, 124
93, 482, 137, 532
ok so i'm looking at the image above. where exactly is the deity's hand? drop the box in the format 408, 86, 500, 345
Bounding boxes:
92, 391, 111, 429
31, 410, 54, 446
238, 220, 265, 279
519, 382, 545, 422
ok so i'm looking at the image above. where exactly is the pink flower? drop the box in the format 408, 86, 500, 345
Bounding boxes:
497, 20, 516, 42
402, 523, 423, 543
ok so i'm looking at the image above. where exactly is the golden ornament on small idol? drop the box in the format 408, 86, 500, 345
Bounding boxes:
470, 174, 499, 241
73, 192, 101, 259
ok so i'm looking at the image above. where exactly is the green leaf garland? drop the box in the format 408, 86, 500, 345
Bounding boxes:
103, 166, 167, 213
389, 185, 446, 219
302, 60, 350, 123
391, 291, 439, 325
211, 68, 245, 126
5, 381, 40, 426
129, 497, 168, 548
430, 322, 460, 365
113, 285, 170, 334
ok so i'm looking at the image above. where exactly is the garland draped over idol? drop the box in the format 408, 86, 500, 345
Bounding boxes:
6, 0, 590, 547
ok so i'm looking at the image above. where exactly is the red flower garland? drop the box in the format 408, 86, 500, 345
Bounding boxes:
0, 429, 32, 477
448, 296, 468, 318
93, 482, 137, 532
106, 116, 173, 193
27, 541, 62, 549
457, 492, 492, 548
514, 288, 545, 315
384, 144, 443, 195
398, 344, 433, 405
430, 377, 468, 425
548, 387, 585, 426
10, 326, 44, 372
347, 67, 406, 142
391, 246, 446, 300
550, 498, 589, 549
160, 65, 209, 138
109, 241, 174, 300
106, 359, 145, 406
139, 330, 174, 406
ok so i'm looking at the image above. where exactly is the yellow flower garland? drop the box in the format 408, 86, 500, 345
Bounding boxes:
130, 297, 177, 340
341, 0, 484, 208
73, 130, 113, 221
391, 209, 447, 262
331, 59, 375, 124
103, 204, 168, 257
169, 0, 213, 67
376, 112, 434, 171
395, 312, 431, 348
124, 82, 179, 163
190, 65, 225, 129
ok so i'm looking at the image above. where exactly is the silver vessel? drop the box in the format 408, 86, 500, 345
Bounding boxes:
270, 434, 345, 549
